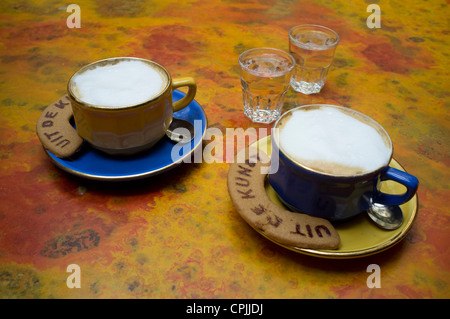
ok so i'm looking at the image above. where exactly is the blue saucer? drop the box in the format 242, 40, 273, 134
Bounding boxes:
45, 90, 207, 181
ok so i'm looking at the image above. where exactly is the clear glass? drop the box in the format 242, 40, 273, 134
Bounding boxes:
239, 48, 295, 123
289, 25, 339, 94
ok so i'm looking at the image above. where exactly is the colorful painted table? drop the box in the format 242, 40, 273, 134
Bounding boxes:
0, 0, 448, 299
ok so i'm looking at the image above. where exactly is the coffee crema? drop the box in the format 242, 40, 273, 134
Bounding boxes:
275, 105, 392, 176
70, 59, 168, 107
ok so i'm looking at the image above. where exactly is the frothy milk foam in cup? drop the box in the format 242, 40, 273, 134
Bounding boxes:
276, 106, 391, 176
71, 60, 168, 107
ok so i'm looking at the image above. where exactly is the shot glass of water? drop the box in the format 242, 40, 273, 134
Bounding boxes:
239, 48, 295, 123
289, 25, 339, 94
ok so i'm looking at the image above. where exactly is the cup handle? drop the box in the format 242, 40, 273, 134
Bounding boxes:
171, 77, 197, 112
374, 167, 419, 206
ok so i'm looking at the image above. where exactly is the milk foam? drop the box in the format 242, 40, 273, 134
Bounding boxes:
72, 60, 167, 107
278, 107, 391, 175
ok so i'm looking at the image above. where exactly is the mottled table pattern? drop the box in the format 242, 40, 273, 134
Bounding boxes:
0, 0, 448, 298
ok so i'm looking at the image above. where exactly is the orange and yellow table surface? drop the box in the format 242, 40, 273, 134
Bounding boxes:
0, 0, 448, 299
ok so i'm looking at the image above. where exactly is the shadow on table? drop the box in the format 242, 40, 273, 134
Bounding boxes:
234, 217, 410, 273
55, 160, 203, 197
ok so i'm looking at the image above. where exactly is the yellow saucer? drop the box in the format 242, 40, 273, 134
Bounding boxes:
253, 136, 418, 259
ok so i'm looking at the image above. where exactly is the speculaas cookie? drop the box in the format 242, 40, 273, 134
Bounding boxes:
36, 95, 83, 158
228, 146, 340, 250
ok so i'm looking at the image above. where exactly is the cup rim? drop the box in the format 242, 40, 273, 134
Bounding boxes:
238, 47, 296, 77
289, 24, 340, 50
272, 104, 393, 178
67, 57, 172, 111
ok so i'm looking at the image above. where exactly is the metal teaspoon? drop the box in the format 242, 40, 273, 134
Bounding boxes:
367, 202, 404, 230
165, 118, 195, 143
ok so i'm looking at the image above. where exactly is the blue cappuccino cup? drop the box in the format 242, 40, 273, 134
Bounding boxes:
269, 105, 418, 221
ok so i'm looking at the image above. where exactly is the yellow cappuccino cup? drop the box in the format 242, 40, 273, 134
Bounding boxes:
67, 57, 197, 155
